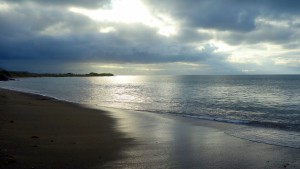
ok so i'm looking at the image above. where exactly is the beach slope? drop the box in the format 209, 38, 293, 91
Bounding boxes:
0, 89, 131, 169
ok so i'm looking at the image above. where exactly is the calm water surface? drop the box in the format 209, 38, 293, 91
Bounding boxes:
1, 75, 300, 148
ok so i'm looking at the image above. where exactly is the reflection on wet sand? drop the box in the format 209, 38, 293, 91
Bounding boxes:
102, 107, 300, 169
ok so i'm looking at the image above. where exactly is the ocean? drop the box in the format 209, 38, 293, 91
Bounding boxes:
1, 75, 300, 148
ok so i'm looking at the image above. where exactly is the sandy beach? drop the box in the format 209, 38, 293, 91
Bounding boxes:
1, 89, 300, 169
0, 89, 132, 169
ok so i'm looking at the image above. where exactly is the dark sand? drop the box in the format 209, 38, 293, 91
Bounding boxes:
0, 89, 132, 169
1, 89, 300, 169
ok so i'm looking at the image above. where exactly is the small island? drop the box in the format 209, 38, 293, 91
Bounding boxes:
0, 68, 113, 81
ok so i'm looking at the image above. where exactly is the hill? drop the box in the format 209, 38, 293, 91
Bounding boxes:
0, 69, 114, 81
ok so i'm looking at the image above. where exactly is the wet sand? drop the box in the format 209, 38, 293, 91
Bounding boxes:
102, 108, 300, 169
1, 89, 300, 169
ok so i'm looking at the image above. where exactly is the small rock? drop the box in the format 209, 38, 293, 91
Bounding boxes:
283, 163, 290, 166
10, 120, 14, 123
50, 140, 54, 142
31, 136, 39, 139
283, 163, 290, 168
32, 145, 38, 148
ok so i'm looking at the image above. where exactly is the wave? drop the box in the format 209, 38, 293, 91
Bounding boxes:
167, 112, 250, 124
95, 104, 300, 132
248, 121, 300, 131
173, 113, 300, 132
225, 126, 300, 149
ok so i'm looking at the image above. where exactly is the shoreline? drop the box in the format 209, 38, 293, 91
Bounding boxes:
1, 88, 300, 168
2, 85, 299, 134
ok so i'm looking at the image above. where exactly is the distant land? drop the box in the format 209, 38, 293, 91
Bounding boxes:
0, 68, 113, 81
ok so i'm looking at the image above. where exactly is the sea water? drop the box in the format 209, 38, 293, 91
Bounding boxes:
1, 75, 300, 148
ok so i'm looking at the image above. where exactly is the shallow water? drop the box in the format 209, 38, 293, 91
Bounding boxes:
1, 75, 300, 148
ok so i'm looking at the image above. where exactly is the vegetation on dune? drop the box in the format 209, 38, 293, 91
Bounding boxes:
0, 68, 13, 81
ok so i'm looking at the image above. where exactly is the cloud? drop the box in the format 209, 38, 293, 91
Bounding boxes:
144, 0, 258, 32
0, 1, 221, 70
218, 16, 298, 45
4, 0, 110, 8
1, 0, 300, 74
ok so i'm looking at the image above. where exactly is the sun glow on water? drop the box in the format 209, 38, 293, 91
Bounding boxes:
69, 0, 177, 37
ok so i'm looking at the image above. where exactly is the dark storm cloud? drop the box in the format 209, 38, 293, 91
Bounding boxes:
220, 23, 296, 45
0, 31, 213, 64
258, 0, 300, 14
144, 0, 258, 32
145, 0, 300, 32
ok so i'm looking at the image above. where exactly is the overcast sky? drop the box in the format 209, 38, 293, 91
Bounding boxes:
0, 0, 300, 75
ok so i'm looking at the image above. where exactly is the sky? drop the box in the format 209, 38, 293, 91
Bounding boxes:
0, 0, 300, 75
